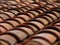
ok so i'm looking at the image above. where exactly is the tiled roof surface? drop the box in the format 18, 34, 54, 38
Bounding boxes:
0, 0, 60, 45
